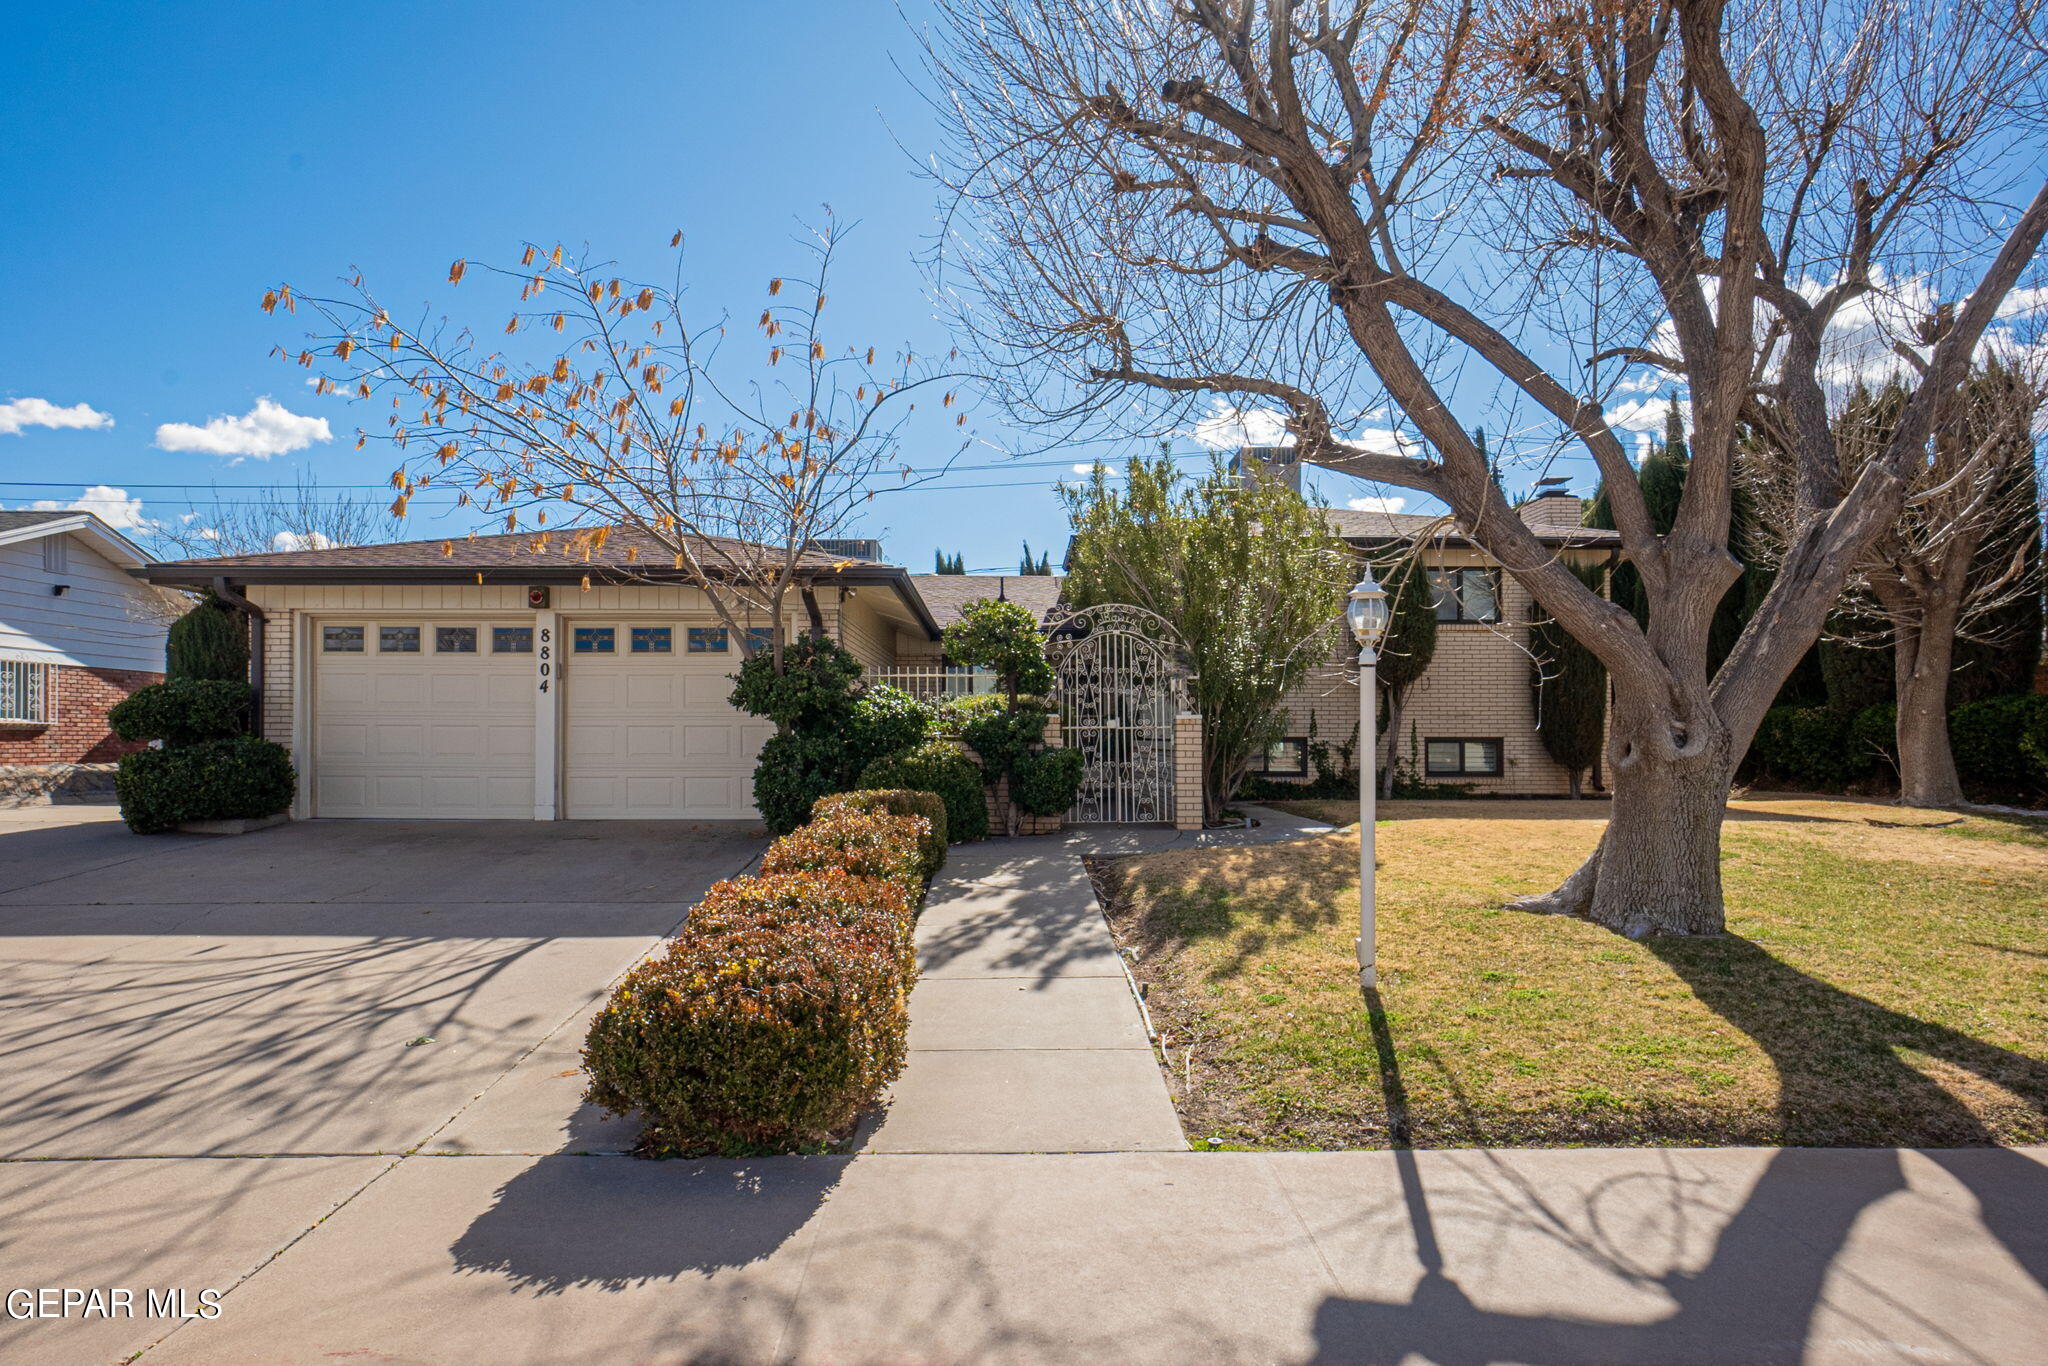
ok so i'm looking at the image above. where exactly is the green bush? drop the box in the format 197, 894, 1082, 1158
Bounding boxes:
108, 680, 252, 747
812, 789, 949, 875
1848, 703, 1898, 777
582, 869, 913, 1155
1748, 707, 1871, 789
166, 596, 249, 683
960, 705, 1048, 778
761, 811, 933, 889
941, 598, 1054, 701
1950, 694, 2048, 791
860, 741, 989, 842
114, 737, 295, 835
1012, 746, 1085, 816
749, 732, 847, 836
728, 634, 863, 730
932, 691, 1039, 735
2022, 701, 2048, 787
844, 685, 932, 774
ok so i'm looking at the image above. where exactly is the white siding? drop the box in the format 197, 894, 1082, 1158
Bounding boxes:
0, 534, 169, 672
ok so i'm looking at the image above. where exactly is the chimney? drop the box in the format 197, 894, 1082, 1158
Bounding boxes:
1516, 477, 1582, 532
1231, 445, 1302, 493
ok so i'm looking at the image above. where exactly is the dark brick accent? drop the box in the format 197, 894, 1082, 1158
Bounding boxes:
0, 666, 162, 766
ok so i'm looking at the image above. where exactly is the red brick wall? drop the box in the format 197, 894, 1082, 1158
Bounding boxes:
0, 666, 162, 766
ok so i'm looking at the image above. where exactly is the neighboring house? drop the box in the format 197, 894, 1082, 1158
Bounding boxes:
0, 511, 170, 798
1263, 489, 1620, 795
140, 529, 941, 822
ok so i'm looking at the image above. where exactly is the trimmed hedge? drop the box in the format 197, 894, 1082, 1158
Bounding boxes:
1012, 745, 1085, 816
812, 789, 948, 876
760, 811, 933, 889
1951, 694, 2048, 790
109, 679, 252, 747
582, 868, 914, 1155
750, 731, 849, 836
1747, 694, 2048, 795
860, 741, 989, 842
114, 737, 295, 835
1748, 707, 1870, 789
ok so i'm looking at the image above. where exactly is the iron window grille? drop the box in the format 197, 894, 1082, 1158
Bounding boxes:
0, 659, 51, 724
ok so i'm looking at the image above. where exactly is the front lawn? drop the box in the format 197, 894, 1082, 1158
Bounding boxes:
1095, 797, 2048, 1148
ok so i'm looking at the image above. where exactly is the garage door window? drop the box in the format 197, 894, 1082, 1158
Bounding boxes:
379, 625, 422, 654
492, 626, 533, 654
745, 626, 775, 654
322, 625, 365, 653
435, 626, 478, 654
687, 627, 729, 653
573, 627, 616, 653
631, 626, 673, 653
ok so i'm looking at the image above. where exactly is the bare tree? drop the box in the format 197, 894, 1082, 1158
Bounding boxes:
1746, 360, 2045, 804
921, 0, 2048, 936
149, 471, 400, 560
267, 222, 964, 670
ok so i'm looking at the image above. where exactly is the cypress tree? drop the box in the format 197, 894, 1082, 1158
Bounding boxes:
1530, 561, 1610, 797
166, 594, 249, 683
1374, 553, 1439, 797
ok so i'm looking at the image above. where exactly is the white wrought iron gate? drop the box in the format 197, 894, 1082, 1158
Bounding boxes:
1048, 605, 1187, 823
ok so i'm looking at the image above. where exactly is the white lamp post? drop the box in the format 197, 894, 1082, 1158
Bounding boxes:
1346, 571, 1391, 991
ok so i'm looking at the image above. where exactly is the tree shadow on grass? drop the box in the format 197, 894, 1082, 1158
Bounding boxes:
1299, 952, 2048, 1365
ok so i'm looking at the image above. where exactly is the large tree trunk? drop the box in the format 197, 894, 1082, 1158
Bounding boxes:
1510, 703, 1735, 937
1892, 596, 1965, 808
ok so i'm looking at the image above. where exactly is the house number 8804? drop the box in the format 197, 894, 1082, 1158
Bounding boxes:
537, 627, 552, 693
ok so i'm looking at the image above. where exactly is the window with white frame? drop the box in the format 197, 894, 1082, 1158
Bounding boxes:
0, 659, 52, 724
1428, 568, 1500, 623
1424, 737, 1503, 777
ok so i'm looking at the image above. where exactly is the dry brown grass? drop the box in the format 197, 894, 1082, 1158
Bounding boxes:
1099, 797, 2048, 1149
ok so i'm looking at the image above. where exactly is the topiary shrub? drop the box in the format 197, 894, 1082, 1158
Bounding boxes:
812, 789, 949, 876
843, 685, 932, 775
582, 869, 913, 1155
749, 732, 848, 836
166, 596, 249, 683
728, 634, 864, 731
860, 741, 989, 842
114, 737, 295, 835
1748, 706, 1870, 789
761, 811, 932, 890
1012, 745, 1085, 817
109, 679, 252, 748
1951, 694, 2048, 791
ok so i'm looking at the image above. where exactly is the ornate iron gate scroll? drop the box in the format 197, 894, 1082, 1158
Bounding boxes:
1046, 604, 1188, 823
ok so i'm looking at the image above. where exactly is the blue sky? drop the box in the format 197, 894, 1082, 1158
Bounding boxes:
0, 2, 1631, 572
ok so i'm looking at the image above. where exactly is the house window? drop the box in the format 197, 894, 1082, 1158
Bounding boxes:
492, 626, 533, 654
322, 625, 365, 653
1425, 738, 1503, 777
573, 627, 615, 654
435, 626, 478, 654
631, 626, 673, 654
0, 659, 51, 724
379, 625, 422, 654
1430, 568, 1500, 623
687, 627, 729, 653
1247, 738, 1309, 778
42, 538, 67, 574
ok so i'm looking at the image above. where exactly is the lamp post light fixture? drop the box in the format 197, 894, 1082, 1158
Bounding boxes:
1345, 571, 1391, 990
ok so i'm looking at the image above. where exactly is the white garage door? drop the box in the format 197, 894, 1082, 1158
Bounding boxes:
313, 620, 536, 819
562, 622, 772, 819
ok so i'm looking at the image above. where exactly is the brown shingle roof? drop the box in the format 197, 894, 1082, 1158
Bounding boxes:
147, 525, 861, 575
0, 510, 80, 533
907, 574, 1065, 629
1324, 507, 1621, 545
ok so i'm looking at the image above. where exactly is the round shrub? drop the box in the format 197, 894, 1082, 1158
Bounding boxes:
114, 736, 295, 835
109, 679, 252, 747
844, 685, 932, 775
813, 789, 948, 876
727, 634, 863, 731
689, 869, 919, 977
166, 596, 249, 683
961, 705, 1048, 779
2022, 700, 2048, 788
1748, 706, 1869, 789
750, 731, 848, 836
860, 741, 988, 842
762, 811, 932, 890
1951, 694, 2048, 791
1012, 745, 1085, 817
582, 871, 912, 1155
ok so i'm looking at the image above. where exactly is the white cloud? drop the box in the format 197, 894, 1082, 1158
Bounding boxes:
0, 397, 113, 437
1190, 400, 1293, 449
1346, 494, 1408, 515
29, 484, 149, 530
154, 398, 331, 459
270, 530, 335, 552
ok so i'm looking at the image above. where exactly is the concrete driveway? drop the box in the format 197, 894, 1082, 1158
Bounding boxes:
0, 807, 762, 1361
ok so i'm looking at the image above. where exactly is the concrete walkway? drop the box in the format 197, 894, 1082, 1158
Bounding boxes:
8, 811, 2047, 1365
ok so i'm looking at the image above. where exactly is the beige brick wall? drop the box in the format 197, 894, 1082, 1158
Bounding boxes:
1173, 713, 1203, 829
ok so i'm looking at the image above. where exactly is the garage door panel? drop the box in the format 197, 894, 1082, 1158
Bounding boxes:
564, 637, 762, 820
314, 625, 535, 820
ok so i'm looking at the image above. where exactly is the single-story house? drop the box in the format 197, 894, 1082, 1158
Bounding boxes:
141, 529, 941, 822
0, 511, 171, 800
